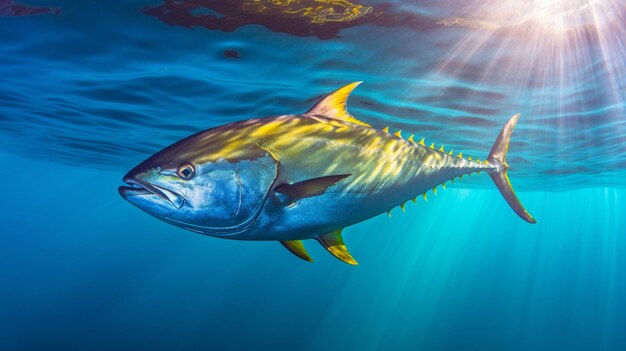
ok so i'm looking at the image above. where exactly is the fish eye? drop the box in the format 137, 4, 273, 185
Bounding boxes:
177, 162, 196, 180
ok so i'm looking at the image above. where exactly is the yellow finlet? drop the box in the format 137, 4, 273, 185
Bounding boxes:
418, 138, 425, 146
442, 182, 447, 190
400, 203, 406, 212
476, 158, 481, 163
408, 134, 414, 142
457, 152, 463, 159
429, 142, 435, 149
468, 156, 473, 161
411, 197, 417, 203
483, 160, 490, 165
280, 240, 313, 262
449, 150, 453, 155
422, 193, 427, 201
382, 127, 389, 133
439, 145, 445, 152
432, 187, 437, 195
387, 211, 392, 218
316, 229, 358, 265
394, 130, 402, 138
305, 82, 371, 127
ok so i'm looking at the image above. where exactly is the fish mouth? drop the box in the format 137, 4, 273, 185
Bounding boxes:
118, 177, 185, 209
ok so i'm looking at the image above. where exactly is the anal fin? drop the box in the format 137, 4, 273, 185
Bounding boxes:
316, 229, 357, 265
280, 240, 313, 262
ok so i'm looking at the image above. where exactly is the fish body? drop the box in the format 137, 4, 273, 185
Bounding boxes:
119, 82, 536, 264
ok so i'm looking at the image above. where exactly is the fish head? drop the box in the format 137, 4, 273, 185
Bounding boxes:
119, 132, 279, 236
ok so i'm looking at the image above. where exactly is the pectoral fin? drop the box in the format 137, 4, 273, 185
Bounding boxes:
274, 174, 351, 201
316, 229, 357, 265
280, 240, 313, 262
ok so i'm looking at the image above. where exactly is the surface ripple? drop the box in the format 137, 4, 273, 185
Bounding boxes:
1, 0, 625, 190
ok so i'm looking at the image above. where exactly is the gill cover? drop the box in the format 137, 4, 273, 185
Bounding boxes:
182, 154, 279, 234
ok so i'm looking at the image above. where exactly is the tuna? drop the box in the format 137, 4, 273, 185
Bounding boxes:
119, 82, 536, 264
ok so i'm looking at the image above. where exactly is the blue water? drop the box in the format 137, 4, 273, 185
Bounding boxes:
2, 1, 626, 350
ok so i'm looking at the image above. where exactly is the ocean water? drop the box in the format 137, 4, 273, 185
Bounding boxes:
1, 1, 626, 350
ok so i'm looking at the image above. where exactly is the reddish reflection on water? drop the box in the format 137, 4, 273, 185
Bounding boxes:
0, 0, 59, 16
143, 0, 436, 39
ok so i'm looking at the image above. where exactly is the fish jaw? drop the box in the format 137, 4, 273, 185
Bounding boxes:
121, 173, 185, 208
118, 170, 184, 221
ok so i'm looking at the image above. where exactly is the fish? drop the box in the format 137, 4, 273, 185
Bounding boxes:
119, 82, 536, 265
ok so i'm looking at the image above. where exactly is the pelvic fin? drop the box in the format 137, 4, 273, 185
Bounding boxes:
280, 240, 313, 262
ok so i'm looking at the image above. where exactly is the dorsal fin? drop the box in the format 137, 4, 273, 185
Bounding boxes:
305, 82, 371, 127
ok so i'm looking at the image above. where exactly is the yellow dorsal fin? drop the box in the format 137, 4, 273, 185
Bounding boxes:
316, 229, 357, 265
394, 130, 402, 137
408, 134, 414, 142
305, 82, 370, 127
280, 240, 313, 262
382, 127, 389, 133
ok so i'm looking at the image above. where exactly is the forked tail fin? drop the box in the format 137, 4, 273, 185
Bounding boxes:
487, 114, 537, 224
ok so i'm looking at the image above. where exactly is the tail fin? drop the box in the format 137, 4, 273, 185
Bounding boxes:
487, 114, 537, 224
